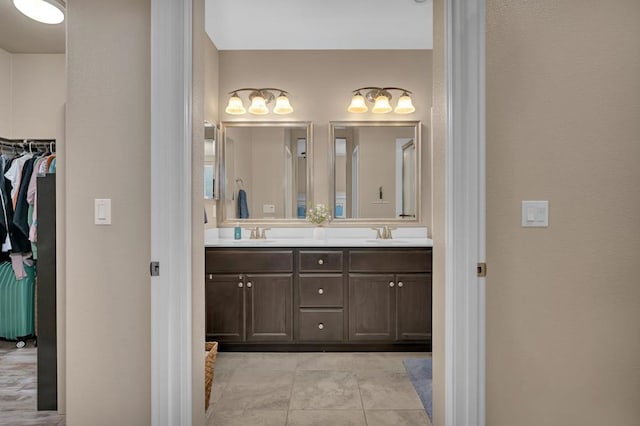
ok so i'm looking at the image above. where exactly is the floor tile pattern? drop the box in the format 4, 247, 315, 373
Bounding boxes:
0, 340, 64, 426
208, 352, 432, 426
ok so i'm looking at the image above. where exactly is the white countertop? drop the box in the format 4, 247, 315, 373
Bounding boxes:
205, 237, 433, 248
205, 227, 433, 248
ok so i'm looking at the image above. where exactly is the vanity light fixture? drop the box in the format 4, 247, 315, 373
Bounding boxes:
347, 87, 415, 114
13, 0, 65, 25
225, 88, 294, 115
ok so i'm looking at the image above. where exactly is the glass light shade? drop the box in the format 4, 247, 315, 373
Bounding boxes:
371, 95, 392, 114
347, 94, 368, 113
273, 95, 294, 114
13, 0, 64, 24
394, 94, 416, 114
225, 95, 246, 115
248, 95, 269, 115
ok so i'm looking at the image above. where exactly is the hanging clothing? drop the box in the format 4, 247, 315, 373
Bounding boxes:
237, 189, 249, 219
13, 157, 37, 239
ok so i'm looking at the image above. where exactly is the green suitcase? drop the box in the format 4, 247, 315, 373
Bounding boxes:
0, 261, 36, 343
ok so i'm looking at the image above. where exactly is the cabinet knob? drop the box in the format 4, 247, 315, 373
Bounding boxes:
398, 282, 404, 288
238, 282, 243, 288
389, 281, 395, 287
208, 274, 213, 280
247, 282, 252, 288
318, 323, 324, 330
317, 259, 324, 265
318, 288, 324, 295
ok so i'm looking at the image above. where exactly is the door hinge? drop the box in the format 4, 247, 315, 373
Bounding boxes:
150, 261, 160, 277
477, 262, 487, 277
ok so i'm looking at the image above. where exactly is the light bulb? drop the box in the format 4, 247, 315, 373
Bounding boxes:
372, 95, 392, 114
347, 93, 368, 113
13, 0, 64, 25
248, 95, 269, 115
225, 95, 246, 115
273, 94, 293, 114
394, 94, 415, 114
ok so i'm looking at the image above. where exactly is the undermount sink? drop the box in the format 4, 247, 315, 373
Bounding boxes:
231, 239, 276, 244
365, 239, 409, 244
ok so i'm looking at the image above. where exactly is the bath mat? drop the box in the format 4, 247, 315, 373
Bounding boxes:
403, 357, 433, 421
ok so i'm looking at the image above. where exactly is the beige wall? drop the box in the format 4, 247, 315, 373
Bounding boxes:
0, 48, 11, 136
66, 0, 151, 424
11, 54, 65, 138
486, 1, 640, 425
430, 1, 445, 426
218, 50, 433, 228
192, 0, 206, 423
0, 49, 65, 138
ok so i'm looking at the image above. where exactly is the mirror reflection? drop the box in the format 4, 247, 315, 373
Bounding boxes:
204, 123, 217, 200
221, 121, 312, 223
331, 121, 420, 221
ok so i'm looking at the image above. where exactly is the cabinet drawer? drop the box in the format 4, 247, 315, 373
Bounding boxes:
299, 250, 343, 272
206, 250, 293, 273
298, 309, 343, 342
299, 275, 343, 307
349, 250, 432, 273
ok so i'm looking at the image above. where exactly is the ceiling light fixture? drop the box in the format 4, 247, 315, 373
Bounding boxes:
225, 88, 294, 116
13, 0, 65, 25
347, 87, 415, 114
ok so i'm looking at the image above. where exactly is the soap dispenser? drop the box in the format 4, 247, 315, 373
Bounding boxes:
234, 222, 241, 240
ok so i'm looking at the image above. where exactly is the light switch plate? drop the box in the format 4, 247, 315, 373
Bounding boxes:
95, 198, 112, 225
522, 200, 548, 227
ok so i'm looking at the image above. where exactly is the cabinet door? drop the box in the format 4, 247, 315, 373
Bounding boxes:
348, 274, 396, 342
205, 274, 245, 342
245, 274, 293, 342
396, 273, 432, 341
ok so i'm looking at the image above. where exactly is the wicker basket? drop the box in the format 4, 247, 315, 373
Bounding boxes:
205, 341, 218, 410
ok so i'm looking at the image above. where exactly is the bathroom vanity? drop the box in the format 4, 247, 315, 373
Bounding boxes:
205, 241, 432, 351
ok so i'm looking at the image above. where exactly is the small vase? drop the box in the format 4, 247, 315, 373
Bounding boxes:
312, 226, 326, 241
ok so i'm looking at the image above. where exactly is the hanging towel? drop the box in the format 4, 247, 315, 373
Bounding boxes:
237, 189, 249, 219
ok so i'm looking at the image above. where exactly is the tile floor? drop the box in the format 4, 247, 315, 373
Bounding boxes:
0, 341, 431, 426
208, 352, 432, 426
0, 340, 65, 426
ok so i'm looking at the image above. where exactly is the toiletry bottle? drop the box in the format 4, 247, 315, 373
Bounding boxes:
234, 222, 241, 240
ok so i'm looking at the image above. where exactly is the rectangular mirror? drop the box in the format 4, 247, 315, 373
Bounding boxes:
204, 123, 218, 200
330, 121, 421, 222
219, 121, 313, 225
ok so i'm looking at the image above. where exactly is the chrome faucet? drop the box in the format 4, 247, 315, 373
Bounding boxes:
247, 226, 270, 239
372, 226, 396, 239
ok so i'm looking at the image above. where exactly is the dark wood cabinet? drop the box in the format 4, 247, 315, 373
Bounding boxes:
347, 250, 432, 343
396, 274, 432, 341
348, 274, 396, 341
205, 274, 244, 342
245, 274, 293, 342
205, 250, 294, 343
205, 247, 431, 350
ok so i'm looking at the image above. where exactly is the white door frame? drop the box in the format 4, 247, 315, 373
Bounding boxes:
445, 1, 486, 425
150, 0, 193, 425
149, 0, 485, 425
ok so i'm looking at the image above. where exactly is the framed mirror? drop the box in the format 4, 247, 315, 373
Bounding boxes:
204, 122, 218, 200
219, 121, 313, 225
330, 121, 421, 223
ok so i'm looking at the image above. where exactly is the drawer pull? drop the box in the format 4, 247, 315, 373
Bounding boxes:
318, 323, 324, 330
208, 274, 213, 280
398, 282, 404, 288
247, 282, 252, 288
238, 282, 243, 288
317, 259, 324, 265
318, 288, 324, 295
389, 281, 395, 287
